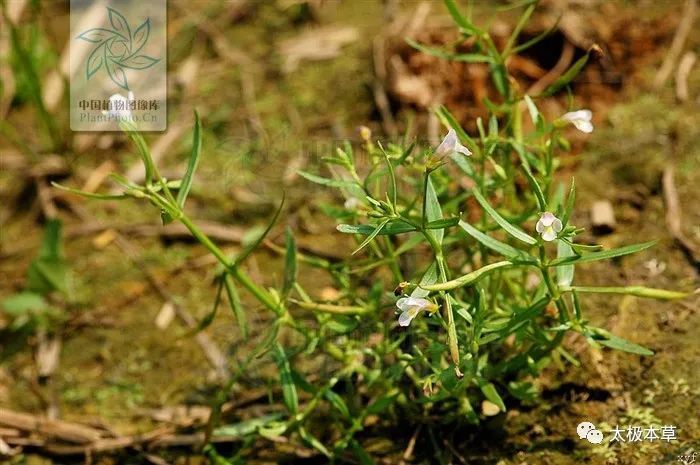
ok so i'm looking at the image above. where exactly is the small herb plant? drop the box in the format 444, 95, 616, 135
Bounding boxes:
52, 0, 689, 461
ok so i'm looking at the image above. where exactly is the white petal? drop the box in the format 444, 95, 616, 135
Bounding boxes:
540, 212, 556, 227
562, 110, 592, 122
455, 142, 472, 156
535, 219, 545, 233
552, 218, 563, 232
396, 297, 410, 311
542, 227, 557, 241
398, 310, 416, 327
573, 120, 593, 133
434, 129, 457, 157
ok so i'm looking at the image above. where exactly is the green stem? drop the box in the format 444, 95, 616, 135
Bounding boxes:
177, 214, 279, 314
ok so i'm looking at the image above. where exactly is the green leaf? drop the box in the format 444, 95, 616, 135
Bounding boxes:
352, 217, 390, 255
565, 286, 688, 300
272, 343, 299, 414
426, 217, 460, 230
379, 143, 397, 206
556, 240, 575, 288
511, 18, 560, 55
562, 177, 576, 226
592, 332, 654, 356
223, 274, 247, 338
503, 2, 536, 56
298, 171, 358, 188
541, 52, 590, 97
411, 261, 439, 299
176, 111, 202, 209
213, 413, 284, 437
2, 292, 47, 316
282, 228, 297, 298
350, 440, 375, 465
443, 0, 481, 35
367, 393, 397, 415
490, 63, 509, 97
299, 427, 331, 457
458, 220, 533, 262
549, 241, 657, 266
472, 188, 537, 245
27, 219, 67, 294
523, 95, 540, 125
406, 39, 493, 63
522, 167, 547, 211
233, 195, 285, 266
337, 221, 415, 236
325, 389, 351, 419
195, 278, 224, 331
425, 177, 444, 244
478, 381, 506, 412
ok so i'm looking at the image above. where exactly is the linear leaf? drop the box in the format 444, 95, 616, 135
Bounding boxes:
223, 274, 247, 338
282, 228, 297, 298
352, 218, 390, 255
407, 39, 493, 63
233, 195, 285, 266
459, 220, 533, 262
298, 171, 357, 188
273, 343, 299, 414
425, 177, 444, 244
473, 188, 537, 245
549, 241, 657, 266
541, 52, 590, 97
176, 111, 202, 209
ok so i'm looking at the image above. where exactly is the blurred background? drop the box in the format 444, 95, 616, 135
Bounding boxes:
0, 1, 699, 463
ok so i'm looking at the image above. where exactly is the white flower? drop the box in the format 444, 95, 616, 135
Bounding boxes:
396, 296, 437, 327
434, 128, 471, 157
561, 109, 593, 133
344, 197, 361, 210
535, 212, 563, 242
103, 91, 134, 120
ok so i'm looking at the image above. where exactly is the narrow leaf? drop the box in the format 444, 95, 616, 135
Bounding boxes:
233, 195, 285, 266
549, 241, 657, 266
298, 171, 358, 188
273, 343, 299, 414
459, 220, 533, 262
177, 111, 202, 209
223, 274, 247, 338
282, 228, 297, 297
473, 188, 537, 245
352, 218, 390, 255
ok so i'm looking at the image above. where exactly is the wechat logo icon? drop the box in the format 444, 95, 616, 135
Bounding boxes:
577, 421, 604, 444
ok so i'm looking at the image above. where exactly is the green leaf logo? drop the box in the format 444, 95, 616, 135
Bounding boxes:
76, 7, 160, 91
